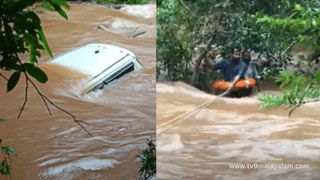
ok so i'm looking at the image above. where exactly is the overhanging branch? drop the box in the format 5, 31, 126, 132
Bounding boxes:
178, 0, 190, 11
14, 54, 92, 137
0, 72, 8, 81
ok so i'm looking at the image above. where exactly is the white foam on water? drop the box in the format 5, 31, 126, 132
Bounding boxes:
40, 158, 117, 178
158, 134, 184, 152
157, 82, 215, 99
120, 4, 156, 19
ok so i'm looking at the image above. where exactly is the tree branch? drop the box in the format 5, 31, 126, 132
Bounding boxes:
191, 0, 230, 85
27, 77, 53, 116
1, 146, 12, 180
27, 77, 92, 136
288, 83, 312, 117
0, 72, 8, 81
193, 31, 231, 47
178, 0, 190, 11
17, 76, 28, 118
281, 40, 300, 56
288, 105, 299, 117
14, 54, 92, 137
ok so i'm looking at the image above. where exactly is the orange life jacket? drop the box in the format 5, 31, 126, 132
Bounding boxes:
212, 78, 256, 92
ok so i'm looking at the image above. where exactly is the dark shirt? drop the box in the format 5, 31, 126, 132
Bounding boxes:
211, 58, 247, 81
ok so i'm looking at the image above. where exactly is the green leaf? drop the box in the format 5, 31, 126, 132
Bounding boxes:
294, 4, 304, 12
25, 11, 42, 30
7, 71, 21, 92
0, 118, 4, 122
47, 0, 68, 20
313, 72, 320, 85
38, 30, 53, 58
50, 0, 70, 9
30, 44, 37, 64
0, 56, 20, 71
24, 33, 41, 48
23, 63, 48, 83
2, 0, 35, 15
312, 39, 320, 51
1, 147, 17, 156
41, 1, 56, 11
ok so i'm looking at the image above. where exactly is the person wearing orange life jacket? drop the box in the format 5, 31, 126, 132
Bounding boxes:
237, 49, 261, 96
206, 48, 254, 97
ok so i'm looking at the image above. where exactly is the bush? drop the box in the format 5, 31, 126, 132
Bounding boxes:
137, 138, 156, 180
0, 138, 17, 178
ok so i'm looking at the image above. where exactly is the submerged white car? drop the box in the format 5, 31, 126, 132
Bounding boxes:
49, 44, 143, 95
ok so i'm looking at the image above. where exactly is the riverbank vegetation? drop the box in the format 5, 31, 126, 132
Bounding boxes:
138, 137, 156, 180
0, 138, 17, 178
254, 2, 320, 116
70, 0, 155, 5
157, 0, 320, 116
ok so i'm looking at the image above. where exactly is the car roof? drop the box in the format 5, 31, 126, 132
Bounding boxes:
49, 44, 136, 76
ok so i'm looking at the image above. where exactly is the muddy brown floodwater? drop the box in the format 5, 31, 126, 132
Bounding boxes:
0, 4, 156, 180
157, 82, 320, 180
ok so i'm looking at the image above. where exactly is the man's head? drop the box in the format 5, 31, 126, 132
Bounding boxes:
232, 48, 241, 61
242, 49, 251, 63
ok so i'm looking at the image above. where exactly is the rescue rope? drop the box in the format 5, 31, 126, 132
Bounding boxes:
157, 84, 235, 135
157, 59, 249, 136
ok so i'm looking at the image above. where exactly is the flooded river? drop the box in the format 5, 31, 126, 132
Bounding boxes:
0, 4, 156, 180
157, 82, 320, 180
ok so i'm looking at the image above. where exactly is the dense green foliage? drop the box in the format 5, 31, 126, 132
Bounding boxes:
256, 2, 320, 116
157, 0, 320, 115
138, 138, 156, 180
157, 0, 193, 80
157, 0, 320, 82
256, 2, 320, 76
259, 71, 320, 116
0, 0, 70, 91
90, 0, 154, 5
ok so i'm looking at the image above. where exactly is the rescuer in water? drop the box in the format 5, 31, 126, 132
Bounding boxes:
238, 49, 261, 96
205, 48, 258, 97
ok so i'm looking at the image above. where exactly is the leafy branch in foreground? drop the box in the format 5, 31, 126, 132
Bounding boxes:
138, 137, 156, 180
256, 2, 320, 117
256, 3, 320, 76
0, 0, 92, 137
0, 138, 17, 179
258, 71, 320, 117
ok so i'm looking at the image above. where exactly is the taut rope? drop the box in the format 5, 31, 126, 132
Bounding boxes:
157, 59, 248, 135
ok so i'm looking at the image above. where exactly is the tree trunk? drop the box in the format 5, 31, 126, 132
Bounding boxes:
191, 34, 216, 85
190, 0, 229, 85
